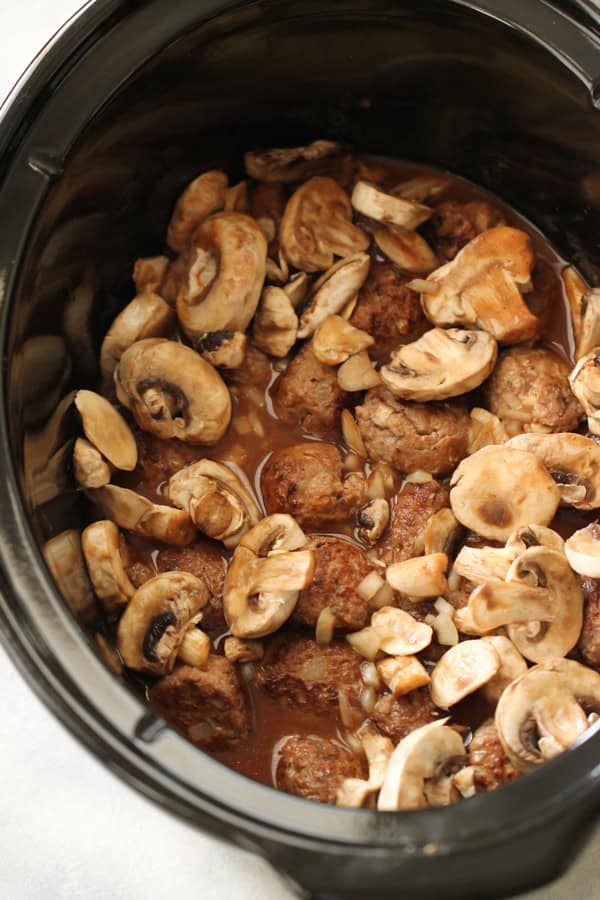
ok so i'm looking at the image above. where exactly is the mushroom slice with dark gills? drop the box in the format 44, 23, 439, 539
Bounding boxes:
166, 169, 228, 252
280, 176, 370, 272
223, 513, 315, 638
495, 658, 600, 773
99, 293, 176, 383
167, 459, 261, 548
81, 520, 135, 612
177, 212, 267, 341
508, 432, 600, 510
450, 445, 560, 541
88, 484, 196, 546
420, 226, 538, 344
381, 328, 497, 402
114, 338, 231, 444
117, 571, 210, 675
244, 140, 346, 182
72, 389, 138, 488
569, 348, 600, 436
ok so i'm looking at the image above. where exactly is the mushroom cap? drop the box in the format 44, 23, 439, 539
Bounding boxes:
297, 253, 371, 339
117, 571, 209, 675
252, 286, 298, 358
244, 140, 345, 183
81, 520, 135, 612
381, 328, 497, 402
480, 635, 528, 703
570, 349, 600, 436
450, 445, 560, 541
430, 639, 501, 708
351, 181, 432, 230
280, 176, 370, 272
377, 719, 466, 810
495, 658, 600, 772
114, 338, 232, 444
74, 389, 137, 471
565, 522, 600, 577
177, 212, 267, 338
223, 514, 315, 638
167, 458, 261, 548
507, 432, 600, 509
88, 483, 196, 546
374, 227, 437, 274
99, 293, 176, 382
166, 169, 228, 252
421, 226, 537, 343
73, 438, 112, 489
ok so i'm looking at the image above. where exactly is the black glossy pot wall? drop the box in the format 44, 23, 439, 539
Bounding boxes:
1, 2, 600, 898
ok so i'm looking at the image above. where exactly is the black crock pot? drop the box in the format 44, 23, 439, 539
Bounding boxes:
1, 1, 600, 897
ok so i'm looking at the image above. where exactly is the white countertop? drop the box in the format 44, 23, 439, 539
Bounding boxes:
1, 4, 600, 899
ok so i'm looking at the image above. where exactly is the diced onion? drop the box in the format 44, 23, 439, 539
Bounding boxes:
360, 685, 377, 714
341, 409, 367, 457
316, 607, 336, 645
360, 661, 381, 689
404, 469, 433, 484
357, 570, 386, 601
371, 582, 395, 610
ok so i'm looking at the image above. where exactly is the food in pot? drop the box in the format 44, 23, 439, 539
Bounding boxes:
42, 142, 600, 810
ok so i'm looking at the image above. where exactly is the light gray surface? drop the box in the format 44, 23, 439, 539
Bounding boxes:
1, 3, 600, 898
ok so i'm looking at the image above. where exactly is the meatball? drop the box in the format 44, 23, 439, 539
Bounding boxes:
350, 261, 424, 341
356, 388, 470, 477
376, 479, 450, 564
127, 540, 227, 632
150, 657, 250, 749
226, 345, 272, 390
276, 735, 366, 804
271, 343, 349, 438
261, 442, 367, 529
256, 634, 364, 713
294, 536, 373, 631
485, 347, 583, 435
430, 200, 504, 260
370, 688, 441, 743
469, 719, 517, 791
133, 429, 201, 492
579, 577, 600, 667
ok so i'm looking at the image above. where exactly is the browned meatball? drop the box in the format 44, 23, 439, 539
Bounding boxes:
485, 347, 583, 435
256, 634, 363, 713
293, 536, 372, 631
226, 345, 272, 389
469, 719, 517, 791
127, 540, 227, 632
356, 388, 470, 477
276, 735, 366, 804
376, 479, 450, 565
579, 577, 600, 667
271, 343, 349, 438
261, 442, 367, 529
350, 261, 425, 341
150, 657, 249, 749
370, 688, 441, 743
430, 200, 504, 260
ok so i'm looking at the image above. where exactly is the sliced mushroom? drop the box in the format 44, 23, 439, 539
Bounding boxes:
391, 174, 450, 203
280, 176, 370, 272
505, 524, 565, 555
508, 432, 600, 509
377, 719, 466, 810
177, 212, 267, 338
430, 639, 501, 708
167, 459, 261, 548
283, 271, 310, 308
88, 483, 196, 546
337, 351, 381, 391
166, 170, 228, 252
337, 732, 394, 808
133, 255, 170, 296
377, 655, 430, 697
562, 267, 600, 359
421, 226, 537, 344
421, 508, 461, 556
297, 254, 371, 339
569, 349, 600, 436
381, 328, 497, 401
374, 227, 438, 274
114, 338, 231, 444
225, 180, 249, 212
244, 140, 345, 183
565, 522, 600, 577
450, 445, 560, 541
74, 389, 137, 472
371, 606, 433, 655
495, 658, 600, 772
43, 530, 96, 623
357, 498, 390, 544
351, 181, 432, 229
117, 571, 209, 674
192, 330, 248, 369
223, 514, 315, 638
312, 314, 374, 366
252, 286, 298, 358
480, 635, 528, 703
73, 438, 111, 488
100, 293, 176, 382
386, 553, 448, 599
453, 544, 516, 584
81, 520, 135, 612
